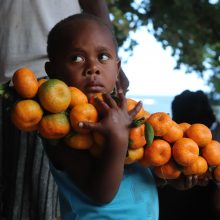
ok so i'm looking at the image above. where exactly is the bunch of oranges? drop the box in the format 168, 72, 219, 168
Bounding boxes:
7, 67, 151, 164
139, 112, 220, 184
5, 67, 220, 184
9, 68, 98, 145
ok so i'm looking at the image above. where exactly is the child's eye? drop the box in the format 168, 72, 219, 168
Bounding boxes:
71, 55, 84, 63
98, 53, 110, 61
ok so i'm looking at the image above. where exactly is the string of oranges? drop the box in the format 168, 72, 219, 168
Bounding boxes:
3, 68, 151, 163
2, 67, 220, 184
140, 112, 220, 184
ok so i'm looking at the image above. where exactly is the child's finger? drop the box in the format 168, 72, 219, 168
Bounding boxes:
102, 93, 118, 108
115, 80, 127, 108
78, 121, 103, 133
191, 175, 198, 186
117, 88, 127, 109
198, 175, 210, 186
94, 95, 110, 111
116, 80, 122, 94
185, 175, 193, 188
129, 101, 143, 119
184, 175, 198, 189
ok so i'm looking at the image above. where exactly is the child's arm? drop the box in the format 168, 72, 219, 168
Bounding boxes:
79, 0, 111, 27
45, 90, 142, 204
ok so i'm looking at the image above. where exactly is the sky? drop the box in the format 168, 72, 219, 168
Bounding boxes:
119, 27, 210, 97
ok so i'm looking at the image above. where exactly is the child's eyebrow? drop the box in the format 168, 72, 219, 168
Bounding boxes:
68, 46, 115, 55
96, 46, 115, 53
68, 48, 84, 53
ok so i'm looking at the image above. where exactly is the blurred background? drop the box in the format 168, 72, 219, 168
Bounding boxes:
107, 0, 220, 119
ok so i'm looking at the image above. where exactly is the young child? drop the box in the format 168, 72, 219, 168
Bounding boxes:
43, 13, 201, 219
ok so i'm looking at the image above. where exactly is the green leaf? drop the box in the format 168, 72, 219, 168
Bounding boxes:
128, 139, 134, 147
0, 80, 11, 97
130, 117, 145, 128
0, 89, 4, 96
208, 165, 216, 173
144, 121, 154, 147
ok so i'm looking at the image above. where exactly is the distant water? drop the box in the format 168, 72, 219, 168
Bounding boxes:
128, 95, 175, 117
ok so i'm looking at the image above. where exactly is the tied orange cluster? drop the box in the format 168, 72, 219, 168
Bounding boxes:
8, 67, 220, 183
140, 112, 220, 184
9, 67, 151, 165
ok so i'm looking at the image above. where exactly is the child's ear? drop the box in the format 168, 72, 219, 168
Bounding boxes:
45, 61, 54, 79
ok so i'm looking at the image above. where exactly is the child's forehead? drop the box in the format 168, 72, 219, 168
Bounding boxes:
59, 19, 117, 48
47, 15, 118, 60
61, 19, 109, 36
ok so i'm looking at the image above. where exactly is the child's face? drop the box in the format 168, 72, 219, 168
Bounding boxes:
46, 20, 120, 97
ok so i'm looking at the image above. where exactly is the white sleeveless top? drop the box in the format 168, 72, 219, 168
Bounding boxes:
0, 0, 81, 83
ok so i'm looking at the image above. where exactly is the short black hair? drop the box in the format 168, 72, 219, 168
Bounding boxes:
47, 13, 118, 61
172, 90, 216, 127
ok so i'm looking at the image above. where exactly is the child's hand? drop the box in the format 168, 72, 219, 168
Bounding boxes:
167, 173, 210, 190
72, 85, 143, 203
79, 88, 143, 151
197, 171, 213, 186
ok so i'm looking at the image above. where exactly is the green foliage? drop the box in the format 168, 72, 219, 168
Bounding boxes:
107, 0, 220, 99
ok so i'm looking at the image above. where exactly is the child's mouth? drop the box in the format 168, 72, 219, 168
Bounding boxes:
86, 82, 104, 93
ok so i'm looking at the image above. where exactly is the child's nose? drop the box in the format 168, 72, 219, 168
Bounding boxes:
85, 60, 100, 76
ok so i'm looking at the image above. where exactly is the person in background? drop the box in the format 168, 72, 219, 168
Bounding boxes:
0, 1, 129, 220
158, 90, 220, 220
172, 90, 220, 141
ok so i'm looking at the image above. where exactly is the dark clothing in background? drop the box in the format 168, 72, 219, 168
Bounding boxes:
0, 96, 60, 220
159, 90, 220, 220
158, 182, 219, 220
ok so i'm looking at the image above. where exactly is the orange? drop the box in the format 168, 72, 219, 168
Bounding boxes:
38, 78, 47, 87
142, 139, 172, 166
147, 112, 173, 136
69, 103, 98, 133
11, 99, 43, 131
172, 137, 199, 166
153, 159, 181, 180
129, 124, 146, 149
88, 93, 104, 116
201, 140, 220, 166
124, 147, 144, 165
12, 67, 38, 98
162, 121, 183, 143
38, 113, 71, 139
213, 165, 220, 182
65, 132, 93, 150
185, 123, 212, 147
38, 79, 71, 113
183, 156, 208, 176
69, 86, 88, 109
127, 98, 145, 120
179, 122, 191, 135
142, 110, 151, 120
88, 93, 103, 106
